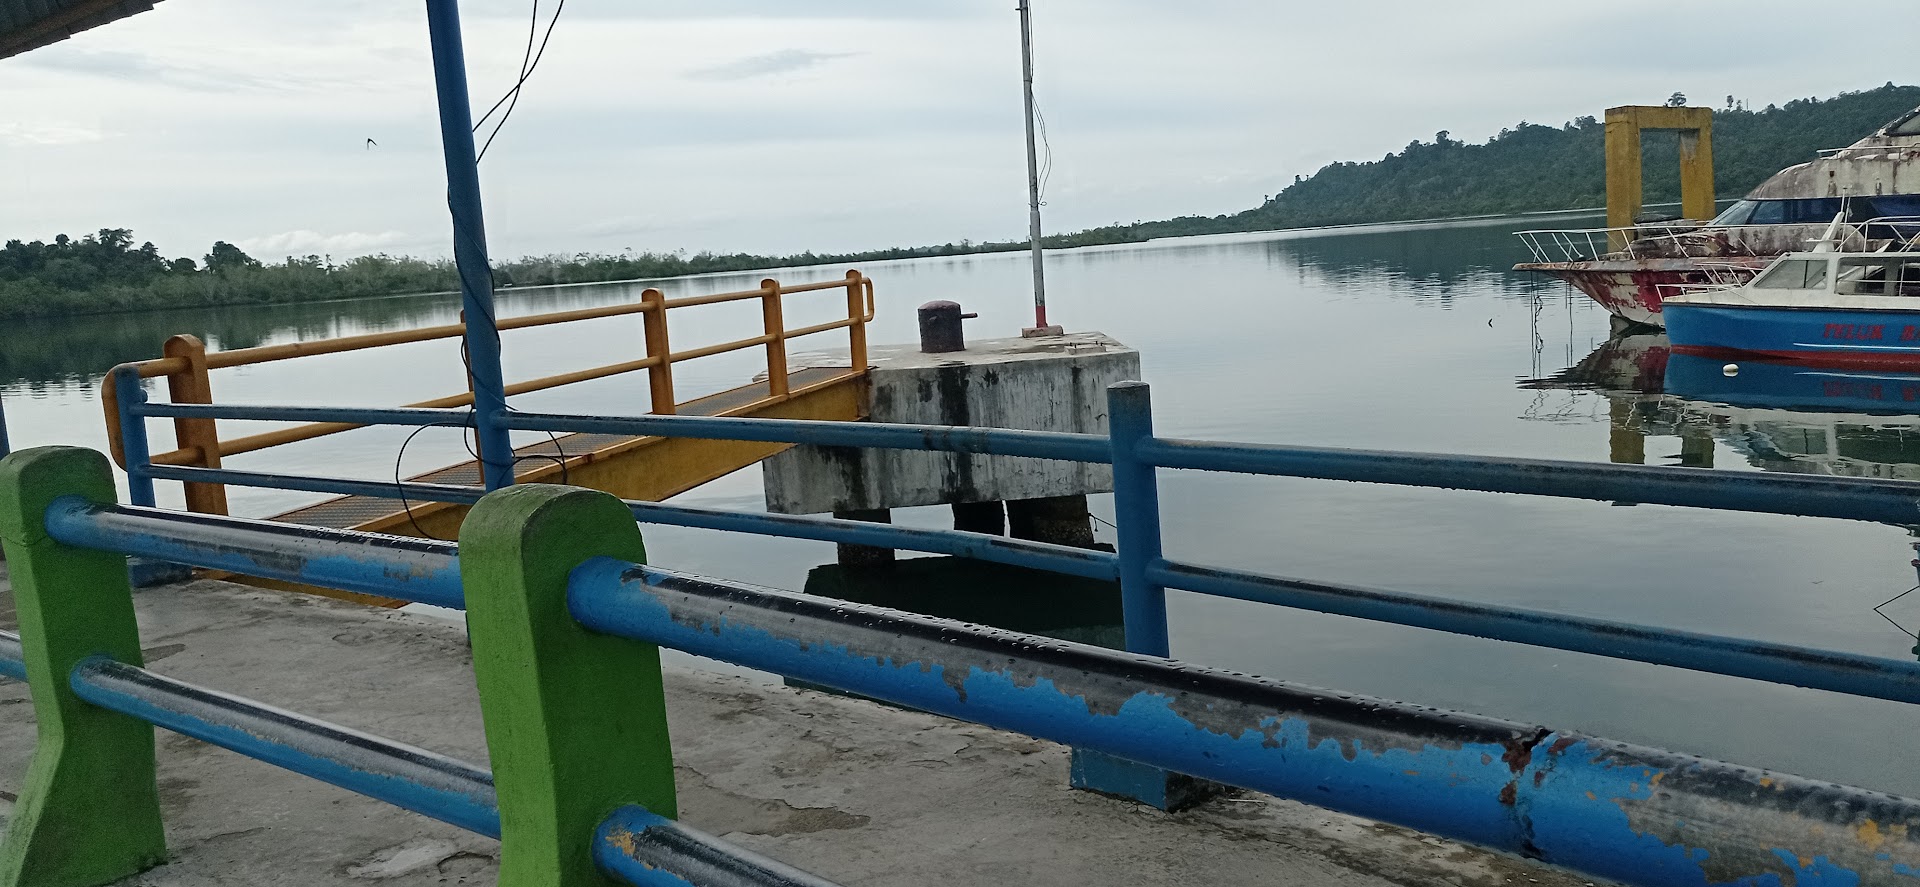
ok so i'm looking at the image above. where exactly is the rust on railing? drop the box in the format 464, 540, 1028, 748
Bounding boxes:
103, 271, 877, 513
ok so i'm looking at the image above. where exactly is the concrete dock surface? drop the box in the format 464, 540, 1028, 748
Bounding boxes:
0, 565, 1608, 886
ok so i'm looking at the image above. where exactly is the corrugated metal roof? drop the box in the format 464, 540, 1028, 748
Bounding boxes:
0, 0, 162, 61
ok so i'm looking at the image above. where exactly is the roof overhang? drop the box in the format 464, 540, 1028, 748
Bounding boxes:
0, 0, 162, 62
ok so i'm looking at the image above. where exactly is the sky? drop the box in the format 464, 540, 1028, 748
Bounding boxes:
0, 0, 1905, 263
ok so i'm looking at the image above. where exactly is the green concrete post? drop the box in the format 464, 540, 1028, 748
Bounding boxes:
460, 485, 677, 886
0, 447, 167, 887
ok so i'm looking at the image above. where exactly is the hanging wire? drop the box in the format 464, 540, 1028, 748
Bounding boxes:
1034, 102, 1054, 206
475, 0, 566, 162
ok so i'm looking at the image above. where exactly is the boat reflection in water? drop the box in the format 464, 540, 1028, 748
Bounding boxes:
1525, 334, 1920, 479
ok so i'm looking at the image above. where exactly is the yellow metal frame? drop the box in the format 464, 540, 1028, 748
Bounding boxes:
1605, 105, 1716, 245
101, 271, 877, 516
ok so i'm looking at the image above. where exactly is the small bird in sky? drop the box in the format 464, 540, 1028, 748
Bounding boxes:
365, 138, 378, 150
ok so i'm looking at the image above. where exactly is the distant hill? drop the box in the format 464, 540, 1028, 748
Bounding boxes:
1058, 82, 1920, 245
6, 84, 1917, 318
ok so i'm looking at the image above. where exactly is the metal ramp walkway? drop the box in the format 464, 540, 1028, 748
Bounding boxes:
272, 367, 860, 540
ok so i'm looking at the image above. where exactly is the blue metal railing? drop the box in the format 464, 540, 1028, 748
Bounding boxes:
7, 495, 1920, 885
109, 365, 1920, 698
82, 363, 1920, 882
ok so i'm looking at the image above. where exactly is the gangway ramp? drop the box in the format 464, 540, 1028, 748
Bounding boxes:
273, 366, 860, 540
103, 272, 873, 558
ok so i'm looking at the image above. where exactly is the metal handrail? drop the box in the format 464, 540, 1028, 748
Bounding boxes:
1515, 218, 1918, 264
29, 369, 1920, 884
102, 271, 876, 513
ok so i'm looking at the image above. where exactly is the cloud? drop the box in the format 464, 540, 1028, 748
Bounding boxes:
0, 122, 110, 146
685, 49, 858, 82
235, 230, 419, 260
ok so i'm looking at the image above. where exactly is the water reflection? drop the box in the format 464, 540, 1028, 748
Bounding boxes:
803, 556, 1125, 650
1524, 334, 1920, 478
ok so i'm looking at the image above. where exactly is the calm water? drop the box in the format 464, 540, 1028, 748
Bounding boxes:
9, 213, 1920, 795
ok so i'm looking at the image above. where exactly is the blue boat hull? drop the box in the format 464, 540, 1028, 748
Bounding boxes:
1663, 303, 1920, 368
1665, 353, 1920, 414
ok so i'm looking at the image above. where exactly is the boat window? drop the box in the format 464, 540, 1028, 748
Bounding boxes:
1743, 198, 1849, 226
1710, 200, 1756, 226
1865, 195, 1920, 228
1747, 201, 1788, 225
1754, 259, 1828, 289
1837, 259, 1898, 295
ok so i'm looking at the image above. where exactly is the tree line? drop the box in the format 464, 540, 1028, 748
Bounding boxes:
5, 83, 1915, 319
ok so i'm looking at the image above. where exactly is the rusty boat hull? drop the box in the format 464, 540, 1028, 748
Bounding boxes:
1515, 257, 1770, 328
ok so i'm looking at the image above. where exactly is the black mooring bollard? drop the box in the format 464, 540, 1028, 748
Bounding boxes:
918, 301, 977, 353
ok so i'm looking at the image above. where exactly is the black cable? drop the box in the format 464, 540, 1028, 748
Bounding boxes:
472, 0, 541, 134
395, 420, 467, 541
477, 0, 566, 162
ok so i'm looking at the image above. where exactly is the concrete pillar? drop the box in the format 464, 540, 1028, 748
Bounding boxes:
952, 501, 1006, 536
833, 508, 895, 567
1007, 495, 1096, 549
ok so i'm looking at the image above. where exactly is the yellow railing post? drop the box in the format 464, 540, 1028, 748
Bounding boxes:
760, 279, 789, 398
161, 335, 228, 515
845, 271, 868, 372
641, 288, 676, 415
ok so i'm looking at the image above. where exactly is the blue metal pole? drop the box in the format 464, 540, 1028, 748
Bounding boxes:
44, 499, 465, 609
1108, 381, 1170, 657
69, 655, 501, 837
113, 366, 157, 508
425, 0, 514, 491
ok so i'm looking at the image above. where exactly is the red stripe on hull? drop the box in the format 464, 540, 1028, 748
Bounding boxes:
1670, 344, 1920, 369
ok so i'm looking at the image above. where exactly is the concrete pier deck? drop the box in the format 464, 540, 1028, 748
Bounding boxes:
0, 565, 1606, 887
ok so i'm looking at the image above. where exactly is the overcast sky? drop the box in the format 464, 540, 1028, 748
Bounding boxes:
1, 1, 1903, 263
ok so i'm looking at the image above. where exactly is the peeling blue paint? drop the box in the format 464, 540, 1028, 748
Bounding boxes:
568, 557, 1920, 887
45, 497, 464, 607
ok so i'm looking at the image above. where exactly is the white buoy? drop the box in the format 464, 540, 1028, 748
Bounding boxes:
1723, 363, 1739, 377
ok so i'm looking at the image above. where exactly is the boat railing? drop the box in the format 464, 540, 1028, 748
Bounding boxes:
1856, 216, 1920, 251
1515, 222, 1882, 264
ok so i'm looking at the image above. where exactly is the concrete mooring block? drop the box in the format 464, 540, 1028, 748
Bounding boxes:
763, 332, 1139, 514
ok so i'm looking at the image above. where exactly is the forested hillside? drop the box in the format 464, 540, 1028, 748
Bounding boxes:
5, 84, 1915, 317
1089, 82, 1920, 242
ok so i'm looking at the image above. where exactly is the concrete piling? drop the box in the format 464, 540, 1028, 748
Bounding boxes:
832, 508, 896, 567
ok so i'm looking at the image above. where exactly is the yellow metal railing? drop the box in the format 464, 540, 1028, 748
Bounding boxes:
103, 271, 876, 515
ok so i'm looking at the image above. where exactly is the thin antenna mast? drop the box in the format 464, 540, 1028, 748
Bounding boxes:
1018, 0, 1061, 336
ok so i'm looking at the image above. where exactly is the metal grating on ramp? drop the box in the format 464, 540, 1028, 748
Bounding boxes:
272, 368, 850, 531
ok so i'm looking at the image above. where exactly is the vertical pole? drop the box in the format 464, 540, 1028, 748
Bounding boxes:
426, 0, 514, 491
1073, 382, 1213, 810
0, 391, 9, 461
162, 335, 228, 515
641, 288, 675, 415
460, 485, 677, 886
1017, 0, 1050, 331
0, 446, 168, 887
1603, 108, 1643, 252
845, 271, 868, 372
761, 279, 789, 398
1107, 381, 1169, 657
113, 367, 157, 509
1678, 115, 1716, 222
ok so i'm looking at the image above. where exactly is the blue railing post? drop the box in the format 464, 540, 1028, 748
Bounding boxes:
1070, 381, 1217, 810
113, 366, 157, 508
1108, 381, 1170, 657
424, 0, 514, 491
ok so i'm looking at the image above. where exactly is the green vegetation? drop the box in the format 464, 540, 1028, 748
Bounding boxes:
5, 83, 1915, 318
